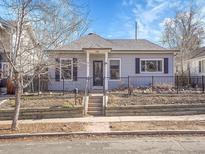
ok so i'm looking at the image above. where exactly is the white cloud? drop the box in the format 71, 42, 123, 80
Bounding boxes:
106, 14, 135, 39
107, 0, 205, 45
141, 2, 168, 23
122, 0, 135, 6
159, 18, 172, 28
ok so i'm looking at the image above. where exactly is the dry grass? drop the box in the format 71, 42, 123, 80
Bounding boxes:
108, 93, 205, 106
110, 121, 205, 131
0, 122, 86, 135
0, 94, 83, 109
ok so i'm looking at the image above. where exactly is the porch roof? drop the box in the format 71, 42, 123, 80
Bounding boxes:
49, 33, 179, 52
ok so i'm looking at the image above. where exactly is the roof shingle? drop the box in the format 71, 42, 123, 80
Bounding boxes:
53, 33, 175, 51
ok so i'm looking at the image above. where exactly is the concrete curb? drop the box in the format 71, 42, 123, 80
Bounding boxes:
1, 130, 205, 139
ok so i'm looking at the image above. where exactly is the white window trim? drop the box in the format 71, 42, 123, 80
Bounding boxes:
60, 58, 73, 81
201, 60, 205, 74
1, 62, 9, 78
108, 58, 121, 81
140, 58, 164, 74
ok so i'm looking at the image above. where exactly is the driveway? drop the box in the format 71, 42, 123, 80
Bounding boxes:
0, 136, 205, 154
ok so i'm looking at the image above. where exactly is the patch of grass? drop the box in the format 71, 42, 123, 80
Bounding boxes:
62, 102, 74, 108
8, 100, 15, 107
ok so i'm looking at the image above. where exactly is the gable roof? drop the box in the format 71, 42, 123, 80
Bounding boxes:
0, 17, 14, 30
190, 47, 205, 59
52, 33, 177, 52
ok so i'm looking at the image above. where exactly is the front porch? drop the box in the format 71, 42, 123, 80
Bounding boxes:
85, 48, 110, 91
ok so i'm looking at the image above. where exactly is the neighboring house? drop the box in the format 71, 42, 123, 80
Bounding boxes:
0, 17, 13, 80
47, 33, 178, 91
0, 17, 41, 93
187, 47, 205, 76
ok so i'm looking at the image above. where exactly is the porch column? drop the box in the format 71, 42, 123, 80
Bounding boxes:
86, 52, 90, 78
104, 52, 108, 91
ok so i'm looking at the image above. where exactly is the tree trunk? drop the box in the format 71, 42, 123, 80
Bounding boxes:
11, 73, 21, 130
180, 52, 184, 76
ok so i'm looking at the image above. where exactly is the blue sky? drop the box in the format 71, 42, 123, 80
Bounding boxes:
82, 0, 205, 45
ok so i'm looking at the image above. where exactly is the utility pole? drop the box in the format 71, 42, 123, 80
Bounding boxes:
135, 21, 138, 40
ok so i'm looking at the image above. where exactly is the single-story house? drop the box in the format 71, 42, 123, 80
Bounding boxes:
47, 33, 178, 91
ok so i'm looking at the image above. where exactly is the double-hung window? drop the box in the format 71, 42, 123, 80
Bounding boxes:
60, 58, 72, 80
141, 59, 163, 73
109, 59, 120, 80
0, 62, 9, 78
199, 60, 205, 73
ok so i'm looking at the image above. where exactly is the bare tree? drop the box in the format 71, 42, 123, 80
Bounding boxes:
162, 3, 205, 75
0, 0, 88, 130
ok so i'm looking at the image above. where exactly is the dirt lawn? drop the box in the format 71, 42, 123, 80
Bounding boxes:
110, 121, 205, 131
1, 121, 205, 135
0, 122, 86, 134
108, 93, 205, 106
0, 94, 83, 109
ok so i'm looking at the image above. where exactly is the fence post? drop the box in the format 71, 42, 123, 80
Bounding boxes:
63, 77, 65, 95
38, 74, 40, 95
151, 76, 154, 92
103, 77, 105, 95
176, 75, 179, 94
128, 76, 130, 95
202, 75, 204, 94
88, 77, 90, 94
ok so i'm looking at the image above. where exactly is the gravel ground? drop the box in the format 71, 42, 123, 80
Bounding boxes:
108, 93, 205, 106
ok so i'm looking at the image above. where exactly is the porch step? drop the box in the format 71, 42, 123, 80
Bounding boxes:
88, 107, 102, 112
89, 98, 103, 104
90, 89, 104, 94
88, 103, 103, 107
87, 95, 103, 116
87, 111, 103, 116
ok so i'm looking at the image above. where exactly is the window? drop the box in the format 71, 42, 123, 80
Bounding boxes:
0, 62, 9, 78
200, 60, 205, 73
109, 59, 120, 80
141, 59, 163, 73
60, 59, 72, 80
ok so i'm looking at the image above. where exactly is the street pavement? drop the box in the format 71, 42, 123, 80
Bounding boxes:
0, 136, 205, 154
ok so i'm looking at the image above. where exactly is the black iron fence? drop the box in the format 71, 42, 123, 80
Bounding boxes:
108, 76, 205, 94
23, 75, 205, 95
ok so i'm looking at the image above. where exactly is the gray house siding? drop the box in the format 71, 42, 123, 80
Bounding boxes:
48, 52, 174, 91
107, 53, 174, 89
189, 56, 205, 76
48, 53, 87, 91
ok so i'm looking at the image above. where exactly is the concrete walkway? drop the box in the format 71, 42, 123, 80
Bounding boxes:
1, 115, 205, 125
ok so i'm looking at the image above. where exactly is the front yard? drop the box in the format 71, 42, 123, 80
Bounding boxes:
0, 93, 84, 120
0, 93, 83, 109
108, 93, 205, 106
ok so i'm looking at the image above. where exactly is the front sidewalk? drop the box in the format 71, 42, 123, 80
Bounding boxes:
1, 115, 205, 125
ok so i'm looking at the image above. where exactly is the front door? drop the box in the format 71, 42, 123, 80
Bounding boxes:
93, 61, 103, 86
